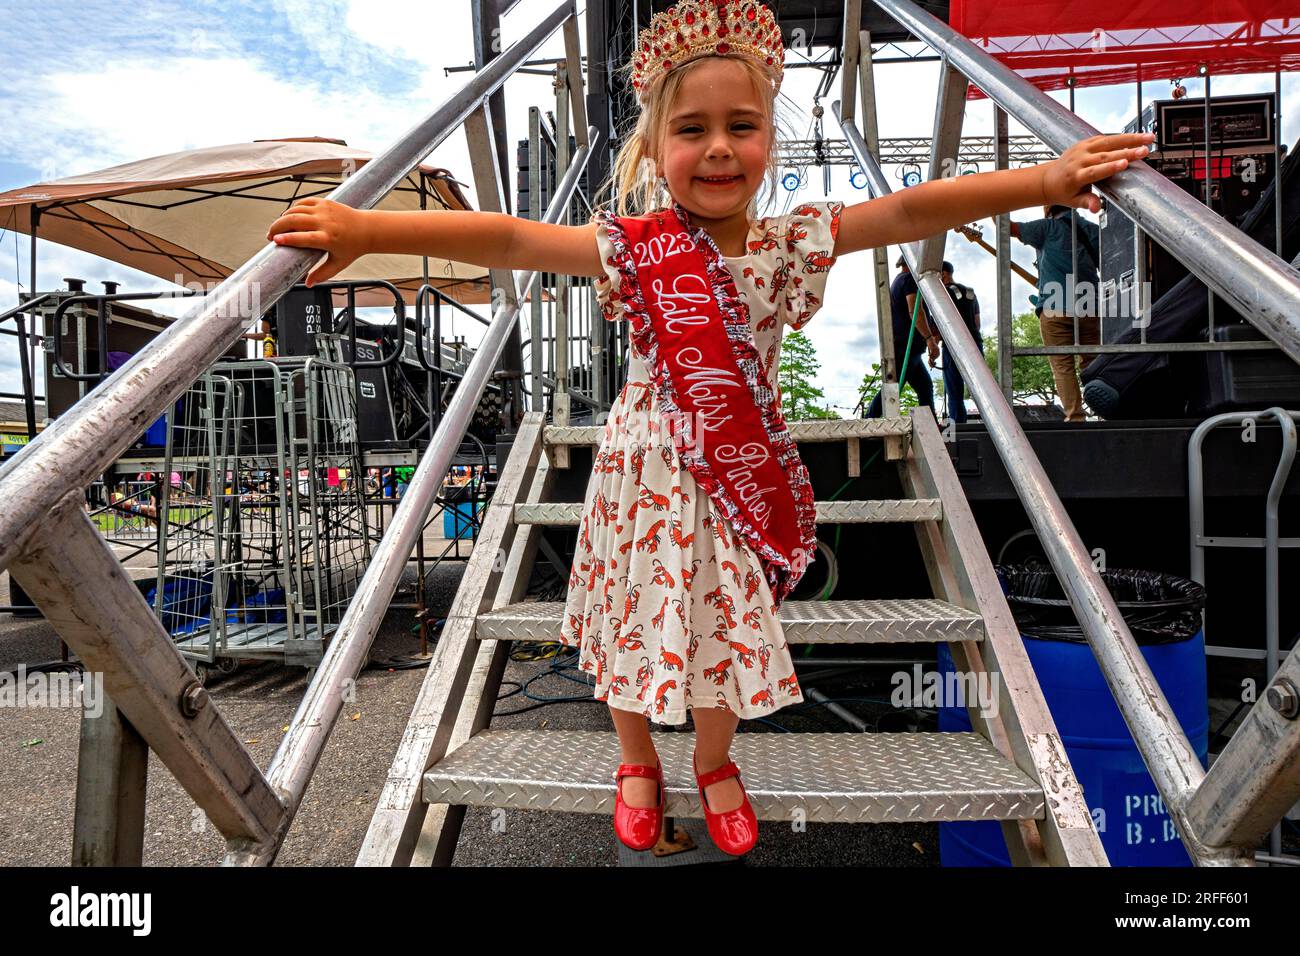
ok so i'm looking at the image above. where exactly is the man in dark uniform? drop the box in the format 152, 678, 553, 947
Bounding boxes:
867, 256, 938, 417
938, 260, 983, 423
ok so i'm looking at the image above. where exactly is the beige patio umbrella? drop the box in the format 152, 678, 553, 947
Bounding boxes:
0, 136, 493, 307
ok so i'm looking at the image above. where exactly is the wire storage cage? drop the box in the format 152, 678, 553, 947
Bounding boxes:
153, 357, 371, 682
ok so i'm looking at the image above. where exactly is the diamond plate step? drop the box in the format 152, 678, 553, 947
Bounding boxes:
475, 598, 983, 644
423, 730, 1043, 824
515, 498, 942, 525
544, 417, 911, 447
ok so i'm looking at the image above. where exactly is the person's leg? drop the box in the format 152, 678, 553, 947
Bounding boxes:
609, 703, 661, 808
1073, 311, 1102, 413
1039, 310, 1086, 422
942, 345, 966, 422
970, 334, 986, 416
904, 354, 934, 410
691, 706, 743, 812
1074, 310, 1102, 381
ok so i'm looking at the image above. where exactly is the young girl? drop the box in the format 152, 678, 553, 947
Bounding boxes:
266, 0, 1153, 858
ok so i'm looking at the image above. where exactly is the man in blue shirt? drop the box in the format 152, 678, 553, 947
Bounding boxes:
867, 256, 937, 417
1011, 204, 1101, 421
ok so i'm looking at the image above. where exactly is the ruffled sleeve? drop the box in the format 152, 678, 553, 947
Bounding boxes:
775, 200, 844, 331
591, 210, 627, 322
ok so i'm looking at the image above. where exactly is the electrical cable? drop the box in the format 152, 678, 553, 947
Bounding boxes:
1207, 698, 1250, 753
365, 656, 432, 671
0, 660, 84, 679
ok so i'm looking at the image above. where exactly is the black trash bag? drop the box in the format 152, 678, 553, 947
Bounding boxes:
994, 561, 1206, 645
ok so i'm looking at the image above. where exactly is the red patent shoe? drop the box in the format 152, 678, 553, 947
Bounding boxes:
613, 758, 665, 851
693, 750, 758, 856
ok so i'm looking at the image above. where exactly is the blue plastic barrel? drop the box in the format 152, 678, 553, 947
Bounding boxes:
143, 413, 169, 447
937, 567, 1208, 867
443, 500, 480, 539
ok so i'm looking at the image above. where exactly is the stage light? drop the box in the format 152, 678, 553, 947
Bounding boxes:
849, 169, 867, 189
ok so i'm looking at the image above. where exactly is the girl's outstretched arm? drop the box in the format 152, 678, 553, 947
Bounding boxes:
831, 131, 1155, 258
266, 197, 605, 286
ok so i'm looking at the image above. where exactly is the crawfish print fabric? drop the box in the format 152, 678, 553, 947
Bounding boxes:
556, 200, 844, 725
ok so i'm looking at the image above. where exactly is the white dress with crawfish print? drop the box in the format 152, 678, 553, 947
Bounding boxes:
556, 200, 844, 725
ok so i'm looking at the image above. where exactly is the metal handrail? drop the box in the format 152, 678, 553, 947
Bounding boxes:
1189, 409, 1299, 680
1186, 408, 1296, 862
840, 0, 1300, 865
0, 292, 53, 439
1007, 250, 1300, 360
310, 279, 407, 369
871, 0, 1300, 368
0, 291, 57, 326
413, 284, 490, 371
836, 12, 1298, 865
839, 102, 1244, 865
0, 0, 576, 572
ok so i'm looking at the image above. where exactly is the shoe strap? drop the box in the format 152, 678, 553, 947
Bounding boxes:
615, 762, 662, 781
695, 759, 740, 789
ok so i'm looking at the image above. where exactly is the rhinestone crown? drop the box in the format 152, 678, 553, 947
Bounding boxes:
631, 1, 785, 103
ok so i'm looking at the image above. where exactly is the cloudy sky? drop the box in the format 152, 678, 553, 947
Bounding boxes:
2, 0, 1297, 416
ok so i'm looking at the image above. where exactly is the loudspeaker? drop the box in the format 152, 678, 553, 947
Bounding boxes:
1193, 323, 1300, 415
1100, 93, 1278, 323
276, 285, 335, 357
335, 337, 398, 446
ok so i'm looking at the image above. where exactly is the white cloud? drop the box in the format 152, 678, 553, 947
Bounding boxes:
2, 6, 1296, 408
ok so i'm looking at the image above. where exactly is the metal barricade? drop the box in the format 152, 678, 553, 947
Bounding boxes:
0, 0, 598, 866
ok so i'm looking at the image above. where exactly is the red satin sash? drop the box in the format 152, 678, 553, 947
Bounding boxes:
603, 205, 817, 605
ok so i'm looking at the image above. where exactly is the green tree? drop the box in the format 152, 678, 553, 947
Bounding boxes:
857, 362, 934, 413
983, 310, 1057, 404
779, 330, 837, 419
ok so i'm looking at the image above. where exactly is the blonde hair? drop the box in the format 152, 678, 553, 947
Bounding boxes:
597, 55, 788, 220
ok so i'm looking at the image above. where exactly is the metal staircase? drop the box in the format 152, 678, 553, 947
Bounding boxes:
358, 412, 1105, 866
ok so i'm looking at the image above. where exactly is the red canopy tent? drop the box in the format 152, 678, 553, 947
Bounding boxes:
951, 0, 1300, 98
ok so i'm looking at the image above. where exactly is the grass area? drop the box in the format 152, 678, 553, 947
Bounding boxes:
91, 505, 213, 532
